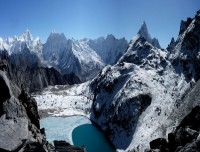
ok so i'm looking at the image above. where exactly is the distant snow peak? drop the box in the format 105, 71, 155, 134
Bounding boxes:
20, 29, 33, 41
47, 32, 68, 44
106, 34, 115, 40
0, 37, 10, 51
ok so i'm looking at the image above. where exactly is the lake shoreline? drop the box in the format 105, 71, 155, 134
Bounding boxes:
39, 110, 116, 151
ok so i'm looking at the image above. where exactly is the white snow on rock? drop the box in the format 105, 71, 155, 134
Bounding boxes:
4, 30, 43, 58
0, 37, 11, 52
33, 82, 93, 117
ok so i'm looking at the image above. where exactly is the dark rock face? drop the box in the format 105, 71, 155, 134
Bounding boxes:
0, 50, 80, 93
63, 72, 81, 85
0, 71, 11, 116
179, 18, 193, 35
149, 106, 200, 152
18, 88, 40, 128
150, 138, 168, 152
0, 72, 11, 102
0, 70, 47, 151
167, 37, 176, 52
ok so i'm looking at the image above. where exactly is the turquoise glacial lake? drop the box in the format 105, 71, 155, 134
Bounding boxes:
40, 116, 115, 152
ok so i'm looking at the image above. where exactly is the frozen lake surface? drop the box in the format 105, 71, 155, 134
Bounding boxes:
40, 116, 91, 144
40, 116, 115, 152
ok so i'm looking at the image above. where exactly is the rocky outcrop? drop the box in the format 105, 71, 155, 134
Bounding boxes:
170, 10, 200, 81
179, 18, 193, 35
137, 22, 161, 48
0, 70, 48, 151
150, 106, 200, 152
167, 37, 176, 52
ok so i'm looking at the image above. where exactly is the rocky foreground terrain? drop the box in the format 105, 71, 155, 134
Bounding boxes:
0, 69, 85, 152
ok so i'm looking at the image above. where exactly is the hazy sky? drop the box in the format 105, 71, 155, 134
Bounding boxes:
0, 0, 199, 47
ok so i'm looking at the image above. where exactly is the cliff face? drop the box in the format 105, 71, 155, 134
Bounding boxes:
0, 70, 48, 151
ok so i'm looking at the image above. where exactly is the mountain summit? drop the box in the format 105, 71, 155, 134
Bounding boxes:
138, 21, 152, 43
137, 21, 161, 48
19, 29, 33, 41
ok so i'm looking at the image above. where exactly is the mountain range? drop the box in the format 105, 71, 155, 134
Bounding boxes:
0, 30, 129, 81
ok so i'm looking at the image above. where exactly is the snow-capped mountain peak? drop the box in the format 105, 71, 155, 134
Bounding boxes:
0, 37, 10, 51
19, 29, 33, 41
1, 30, 43, 56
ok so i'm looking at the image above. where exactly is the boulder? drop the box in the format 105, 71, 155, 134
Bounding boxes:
0, 117, 28, 151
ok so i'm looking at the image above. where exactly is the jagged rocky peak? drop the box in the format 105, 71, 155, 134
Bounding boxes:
43, 32, 72, 62
167, 37, 176, 51
169, 10, 200, 80
170, 37, 175, 45
137, 21, 161, 48
138, 21, 152, 43
152, 38, 161, 49
106, 34, 116, 40
47, 32, 67, 42
179, 17, 193, 35
44, 32, 71, 51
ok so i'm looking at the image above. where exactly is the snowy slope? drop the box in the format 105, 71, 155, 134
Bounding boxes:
33, 82, 93, 117
89, 37, 191, 151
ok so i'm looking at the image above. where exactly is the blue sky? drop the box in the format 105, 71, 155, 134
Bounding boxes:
0, 0, 199, 47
